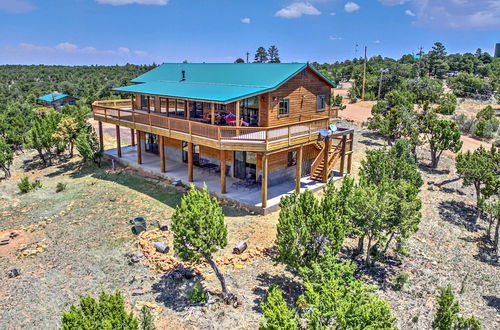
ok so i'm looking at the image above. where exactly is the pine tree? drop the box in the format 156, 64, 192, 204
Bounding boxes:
254, 47, 269, 63
427, 119, 462, 168
171, 185, 231, 300
432, 285, 482, 330
268, 46, 280, 63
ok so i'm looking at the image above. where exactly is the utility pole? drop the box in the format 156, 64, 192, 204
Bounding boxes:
246, 51, 250, 63
361, 46, 367, 101
416, 46, 423, 77
354, 43, 359, 59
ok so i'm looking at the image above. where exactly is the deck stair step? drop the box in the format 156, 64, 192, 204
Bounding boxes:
310, 139, 343, 182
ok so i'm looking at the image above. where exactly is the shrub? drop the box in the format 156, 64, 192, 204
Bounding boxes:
18, 176, 42, 193
188, 282, 208, 304
432, 285, 482, 330
56, 182, 67, 193
453, 114, 476, 134
436, 93, 457, 115
473, 118, 499, 139
393, 272, 409, 291
139, 307, 155, 330
61, 290, 139, 329
260, 285, 298, 330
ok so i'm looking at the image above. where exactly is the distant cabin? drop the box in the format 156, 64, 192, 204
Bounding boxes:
37, 92, 78, 108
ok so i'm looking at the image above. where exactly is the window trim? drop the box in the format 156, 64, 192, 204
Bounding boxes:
316, 95, 326, 112
278, 98, 290, 117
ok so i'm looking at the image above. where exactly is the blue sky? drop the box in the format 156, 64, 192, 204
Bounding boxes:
0, 0, 498, 65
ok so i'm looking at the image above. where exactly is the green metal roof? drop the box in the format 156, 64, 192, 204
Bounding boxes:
114, 63, 335, 104
38, 92, 70, 102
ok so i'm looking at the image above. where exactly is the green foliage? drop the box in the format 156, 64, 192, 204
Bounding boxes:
331, 94, 346, 110
472, 106, 499, 139
171, 185, 229, 296
476, 105, 495, 121
432, 286, 482, 330
27, 110, 62, 164
299, 254, 396, 329
448, 72, 494, 99
427, 119, 463, 168
259, 286, 298, 330
254, 47, 269, 63
393, 272, 409, 291
403, 77, 444, 103
276, 177, 353, 270
428, 42, 449, 78
56, 182, 67, 193
61, 290, 138, 330
268, 46, 281, 63
18, 176, 42, 193
437, 93, 457, 115
0, 138, 13, 178
53, 116, 79, 157
76, 128, 102, 166
456, 146, 499, 218
139, 307, 156, 330
189, 282, 208, 304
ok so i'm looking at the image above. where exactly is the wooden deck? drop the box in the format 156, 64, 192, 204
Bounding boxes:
92, 99, 351, 152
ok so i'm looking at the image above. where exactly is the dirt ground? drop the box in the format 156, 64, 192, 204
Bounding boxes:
0, 122, 499, 329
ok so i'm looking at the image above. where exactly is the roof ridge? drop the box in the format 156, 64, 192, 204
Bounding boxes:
153, 80, 272, 89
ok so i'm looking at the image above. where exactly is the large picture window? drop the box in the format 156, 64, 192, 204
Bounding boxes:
317, 95, 326, 111
278, 98, 289, 117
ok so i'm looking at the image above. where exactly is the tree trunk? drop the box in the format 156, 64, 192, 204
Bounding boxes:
205, 257, 229, 299
474, 182, 481, 223
37, 149, 46, 164
412, 145, 418, 163
494, 215, 500, 257
487, 214, 493, 240
357, 235, 365, 254
430, 149, 437, 168
383, 232, 395, 255
1, 165, 10, 178
365, 235, 373, 265
69, 142, 74, 158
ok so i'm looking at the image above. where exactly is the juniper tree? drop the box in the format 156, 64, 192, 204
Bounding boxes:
276, 178, 353, 270
426, 119, 462, 168
61, 290, 138, 329
0, 138, 13, 178
259, 286, 298, 330
76, 127, 102, 167
456, 146, 499, 221
171, 185, 230, 299
432, 285, 482, 330
53, 116, 79, 157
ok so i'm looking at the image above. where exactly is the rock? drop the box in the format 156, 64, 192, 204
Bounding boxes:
132, 289, 144, 296
7, 269, 20, 278
173, 180, 183, 186
154, 242, 169, 253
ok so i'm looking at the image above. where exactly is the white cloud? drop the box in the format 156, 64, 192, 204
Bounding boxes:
380, 0, 500, 30
275, 2, 321, 19
96, 0, 168, 5
373, 40, 381, 44
329, 36, 343, 41
241, 17, 251, 24
405, 9, 416, 16
344, 2, 360, 13
0, 0, 36, 13
329, 12, 336, 16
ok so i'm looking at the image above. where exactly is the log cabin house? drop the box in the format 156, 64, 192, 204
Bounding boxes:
92, 63, 353, 213
37, 92, 78, 108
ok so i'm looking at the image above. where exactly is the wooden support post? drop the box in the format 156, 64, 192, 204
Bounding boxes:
187, 141, 193, 182
137, 131, 142, 164
130, 128, 135, 146
295, 146, 303, 193
186, 101, 190, 120
322, 137, 330, 183
347, 132, 353, 174
98, 121, 104, 151
116, 125, 122, 158
339, 135, 347, 176
211, 103, 215, 125
235, 101, 240, 127
159, 136, 165, 173
261, 153, 268, 209
220, 150, 226, 194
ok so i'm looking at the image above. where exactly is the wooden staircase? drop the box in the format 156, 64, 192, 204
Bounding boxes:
310, 139, 342, 182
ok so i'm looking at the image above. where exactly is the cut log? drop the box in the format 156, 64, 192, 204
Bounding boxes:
0, 239, 10, 246
233, 241, 247, 254
154, 242, 169, 254
157, 220, 169, 231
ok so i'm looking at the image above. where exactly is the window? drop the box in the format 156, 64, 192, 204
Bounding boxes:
278, 98, 289, 117
216, 104, 226, 111
168, 99, 176, 116
189, 101, 203, 118
160, 98, 168, 113
317, 95, 326, 111
148, 96, 156, 112
140, 95, 148, 110
176, 100, 185, 117
288, 151, 297, 167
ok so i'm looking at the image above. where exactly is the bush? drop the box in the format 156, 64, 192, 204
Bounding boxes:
260, 285, 298, 330
473, 118, 499, 139
18, 176, 42, 193
437, 93, 457, 115
188, 282, 208, 304
393, 272, 409, 291
56, 182, 67, 193
453, 114, 476, 134
61, 290, 139, 329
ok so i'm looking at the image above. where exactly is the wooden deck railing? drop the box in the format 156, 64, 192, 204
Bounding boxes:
92, 99, 348, 150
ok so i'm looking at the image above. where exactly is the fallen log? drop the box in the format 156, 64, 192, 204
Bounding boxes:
233, 241, 247, 255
